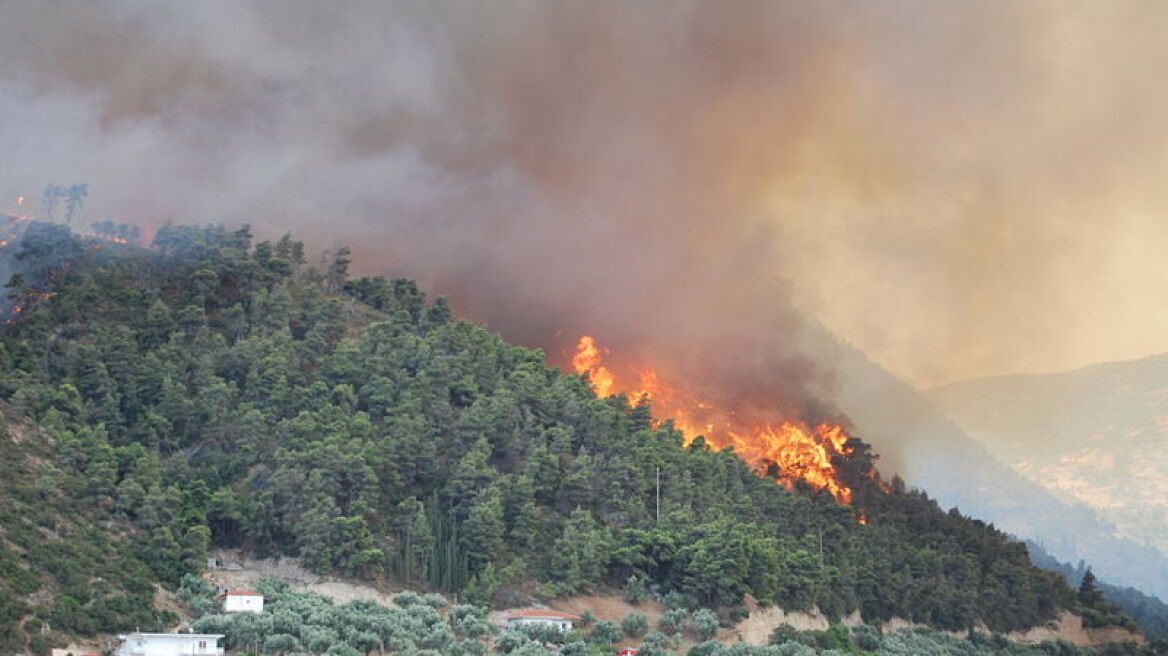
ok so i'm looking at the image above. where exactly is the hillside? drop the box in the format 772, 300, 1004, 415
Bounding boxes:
809, 332, 1168, 601
0, 219, 1146, 654
927, 356, 1168, 558
0, 401, 176, 654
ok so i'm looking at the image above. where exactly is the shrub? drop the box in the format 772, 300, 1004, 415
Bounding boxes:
691, 608, 719, 640
422, 593, 450, 608
851, 624, 882, 651
659, 608, 688, 635
625, 575, 649, 605
663, 591, 696, 610
621, 613, 650, 639
588, 620, 620, 645
392, 591, 425, 607
768, 625, 800, 645
687, 640, 723, 656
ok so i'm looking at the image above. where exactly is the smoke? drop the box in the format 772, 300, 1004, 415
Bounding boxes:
3, 1, 1168, 417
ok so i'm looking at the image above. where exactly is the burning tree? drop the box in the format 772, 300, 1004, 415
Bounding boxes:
569, 334, 881, 506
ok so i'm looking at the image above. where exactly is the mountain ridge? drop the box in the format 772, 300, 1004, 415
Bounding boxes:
926, 353, 1168, 561
797, 318, 1168, 600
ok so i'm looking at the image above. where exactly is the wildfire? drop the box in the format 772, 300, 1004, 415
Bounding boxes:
571, 334, 858, 504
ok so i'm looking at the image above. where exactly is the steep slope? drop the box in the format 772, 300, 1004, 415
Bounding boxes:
0, 401, 175, 654
927, 355, 1168, 556
0, 220, 1131, 648
801, 329, 1168, 600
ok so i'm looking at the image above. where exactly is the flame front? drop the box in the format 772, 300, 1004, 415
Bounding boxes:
571, 335, 856, 504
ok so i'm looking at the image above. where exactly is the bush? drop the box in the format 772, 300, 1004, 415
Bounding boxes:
625, 575, 649, 605
454, 615, 494, 639
516, 622, 566, 645
589, 620, 620, 645
495, 630, 531, 653
642, 631, 680, 651
659, 607, 688, 634
769, 625, 800, 645
621, 613, 650, 639
851, 624, 882, 651
560, 641, 590, 656
771, 643, 816, 656
806, 624, 850, 651
663, 591, 696, 610
687, 640, 723, 656
691, 608, 719, 640
264, 634, 302, 654
392, 591, 425, 607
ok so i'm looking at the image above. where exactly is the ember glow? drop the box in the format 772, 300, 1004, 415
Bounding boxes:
570, 335, 858, 504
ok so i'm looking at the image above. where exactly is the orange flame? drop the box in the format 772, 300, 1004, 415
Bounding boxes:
571, 335, 857, 504
572, 335, 616, 398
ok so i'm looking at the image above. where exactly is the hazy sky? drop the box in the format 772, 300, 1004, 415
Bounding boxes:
3, 1, 1168, 388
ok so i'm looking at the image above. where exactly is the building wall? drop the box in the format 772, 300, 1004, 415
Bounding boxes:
116, 634, 223, 656
224, 594, 264, 614
506, 618, 572, 631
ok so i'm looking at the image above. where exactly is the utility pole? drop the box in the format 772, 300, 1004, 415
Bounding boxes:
818, 528, 824, 576
655, 466, 660, 523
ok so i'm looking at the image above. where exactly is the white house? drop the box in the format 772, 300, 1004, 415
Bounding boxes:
503, 609, 581, 632
221, 589, 264, 614
115, 633, 224, 656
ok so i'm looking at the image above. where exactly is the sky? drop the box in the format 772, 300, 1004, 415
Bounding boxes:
2, 1, 1168, 389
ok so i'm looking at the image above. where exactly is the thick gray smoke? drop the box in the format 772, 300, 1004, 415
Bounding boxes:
3, 1, 1168, 446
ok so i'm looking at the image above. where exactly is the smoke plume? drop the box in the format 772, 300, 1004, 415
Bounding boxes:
4, 1, 1168, 452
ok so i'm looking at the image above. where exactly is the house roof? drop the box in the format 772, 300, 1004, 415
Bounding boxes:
223, 590, 263, 596
504, 609, 581, 621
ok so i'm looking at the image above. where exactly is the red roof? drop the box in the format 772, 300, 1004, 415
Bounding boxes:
224, 590, 262, 596
504, 609, 581, 621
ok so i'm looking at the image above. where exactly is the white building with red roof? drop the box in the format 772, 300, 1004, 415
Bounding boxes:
503, 609, 581, 632
219, 589, 264, 614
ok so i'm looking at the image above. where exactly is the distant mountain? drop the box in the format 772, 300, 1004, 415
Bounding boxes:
927, 356, 1168, 559
801, 329, 1168, 600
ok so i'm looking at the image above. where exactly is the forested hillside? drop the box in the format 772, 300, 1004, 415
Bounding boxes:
0, 401, 176, 654
0, 220, 1142, 653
